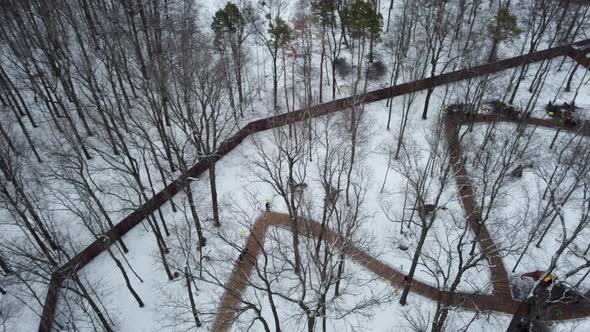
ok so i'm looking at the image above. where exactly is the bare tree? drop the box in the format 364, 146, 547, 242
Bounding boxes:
250, 119, 312, 274
421, 214, 491, 332
416, 0, 456, 120
381, 118, 456, 306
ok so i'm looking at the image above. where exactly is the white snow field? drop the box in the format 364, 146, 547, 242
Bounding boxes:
1, 0, 589, 331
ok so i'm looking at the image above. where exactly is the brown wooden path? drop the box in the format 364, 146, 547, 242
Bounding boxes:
212, 212, 520, 332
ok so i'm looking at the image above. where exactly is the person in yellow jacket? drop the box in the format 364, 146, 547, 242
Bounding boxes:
543, 274, 554, 284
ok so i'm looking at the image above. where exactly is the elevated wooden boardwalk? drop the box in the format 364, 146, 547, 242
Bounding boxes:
38, 40, 590, 332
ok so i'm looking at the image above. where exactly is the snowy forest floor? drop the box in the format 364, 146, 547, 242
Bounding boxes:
2, 10, 590, 330
37, 57, 590, 332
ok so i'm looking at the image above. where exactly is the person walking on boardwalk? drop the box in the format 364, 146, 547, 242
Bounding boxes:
238, 230, 249, 261
265, 200, 272, 213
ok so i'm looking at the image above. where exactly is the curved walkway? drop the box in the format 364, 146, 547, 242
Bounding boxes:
213, 112, 590, 331
212, 212, 520, 332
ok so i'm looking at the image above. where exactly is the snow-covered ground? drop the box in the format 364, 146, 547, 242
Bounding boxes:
45, 66, 588, 330
1, 0, 590, 331
3, 59, 588, 332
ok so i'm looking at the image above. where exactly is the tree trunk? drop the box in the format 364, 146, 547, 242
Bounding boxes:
0, 186, 57, 265
58, 98, 92, 160
307, 313, 316, 332
386, 0, 394, 32
0, 253, 12, 274
143, 162, 170, 236
334, 252, 346, 297
421, 42, 441, 120
421, 88, 434, 120
221, 49, 237, 113
82, 175, 129, 253
565, 62, 580, 92
549, 128, 561, 150
488, 39, 499, 63
273, 53, 278, 110
0, 122, 18, 154
315, 201, 330, 257
234, 41, 245, 116
259, 248, 282, 331
536, 212, 559, 248
106, 247, 144, 307
527, 60, 546, 93
5, 97, 43, 163
319, 25, 326, 103
400, 229, 428, 305
282, 49, 291, 118
185, 183, 206, 247
73, 274, 114, 332
156, 120, 176, 172
291, 214, 302, 274
395, 100, 411, 159
0, 67, 37, 127
345, 114, 358, 206
369, 33, 374, 64
0, 161, 60, 252
185, 265, 202, 327
146, 216, 174, 280
144, 138, 177, 213
210, 164, 221, 228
